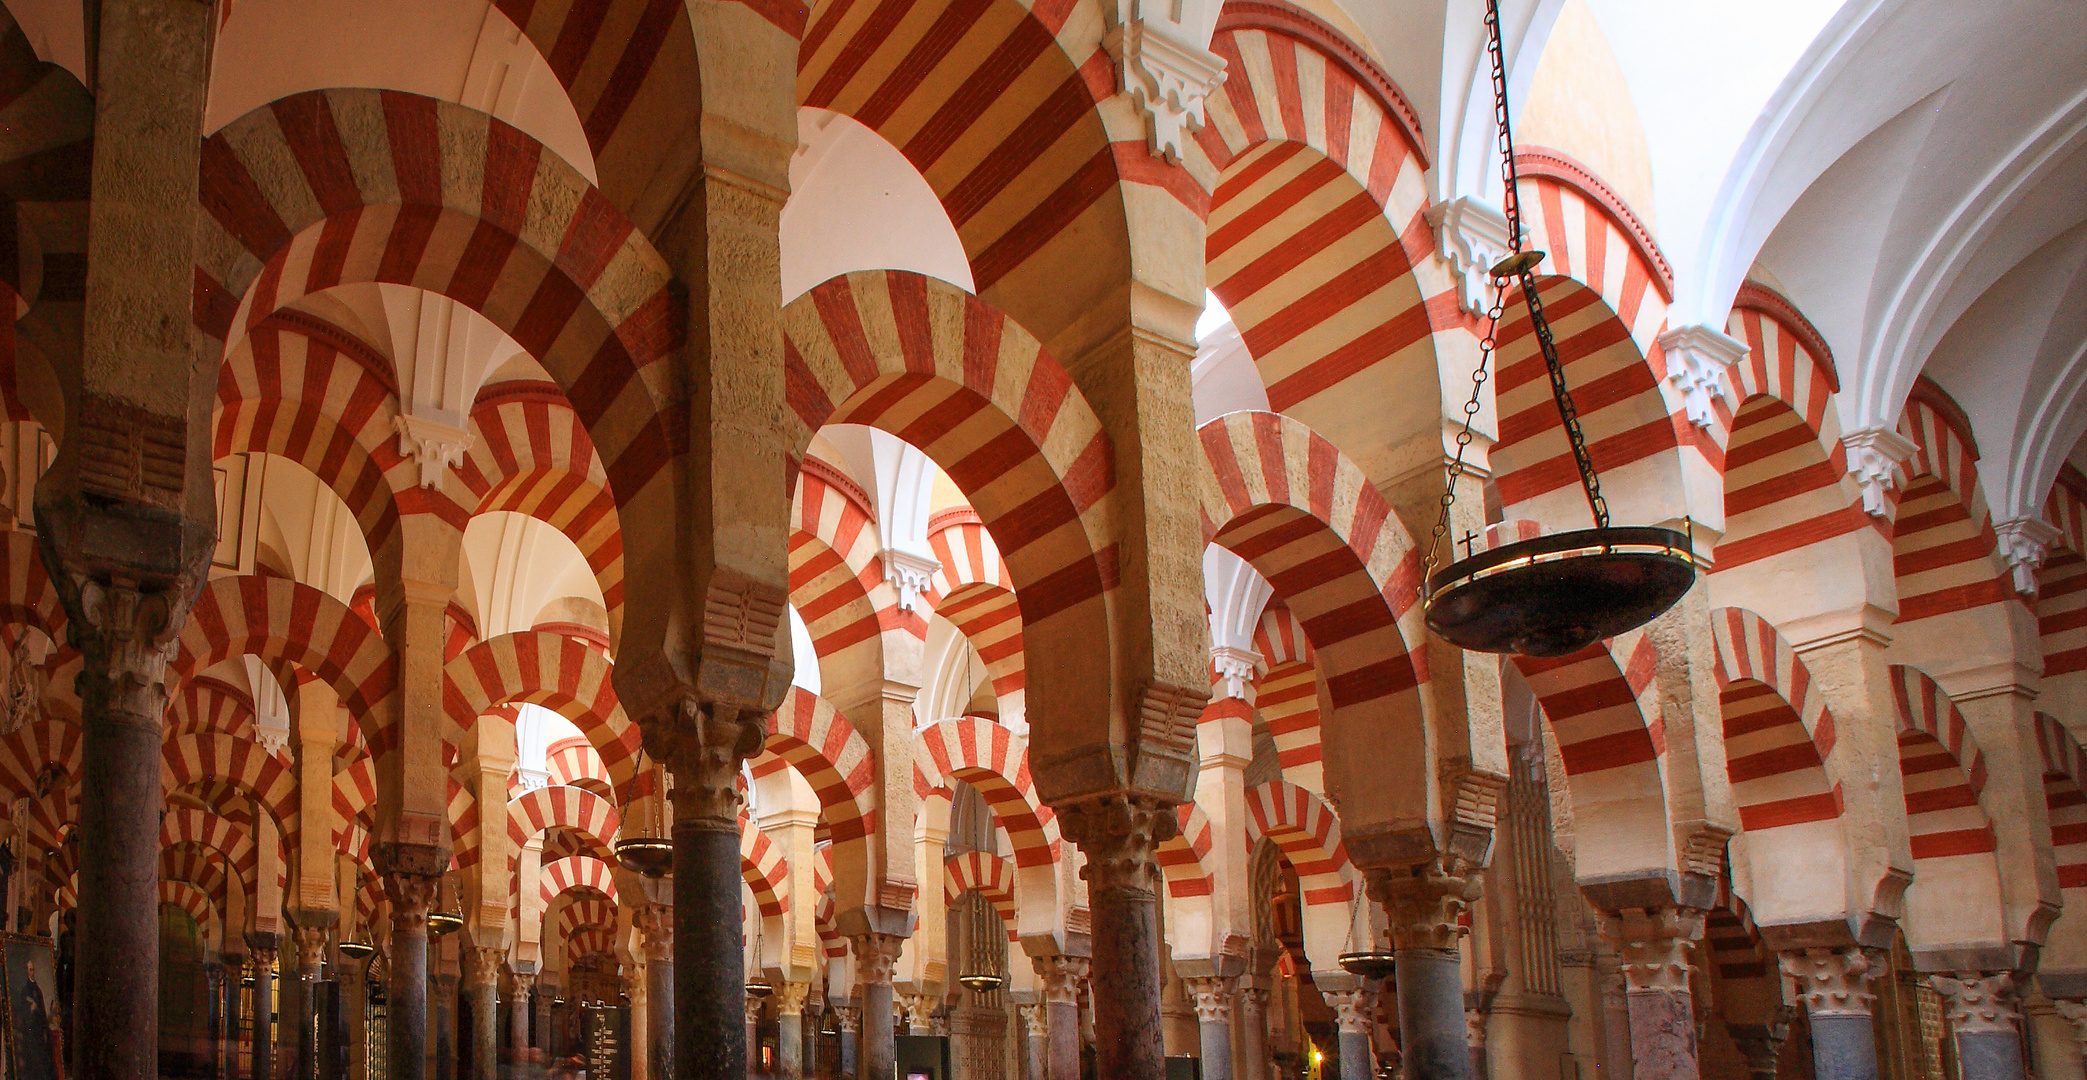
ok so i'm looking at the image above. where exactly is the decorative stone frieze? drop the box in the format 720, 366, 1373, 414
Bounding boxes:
1778, 947, 1882, 1017
1594, 906, 1705, 994
1931, 971, 2021, 1034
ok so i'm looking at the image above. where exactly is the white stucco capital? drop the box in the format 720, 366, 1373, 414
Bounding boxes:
1993, 517, 2062, 595
515, 766, 550, 793
1656, 325, 1747, 429
1105, 15, 1227, 164
1426, 197, 1513, 317
1841, 427, 1920, 517
879, 548, 940, 614
1209, 644, 1261, 702
392, 413, 474, 489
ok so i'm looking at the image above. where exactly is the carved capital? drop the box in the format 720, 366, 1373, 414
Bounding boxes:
1995, 517, 2063, 595
1931, 971, 2020, 1035
646, 698, 767, 830
1033, 954, 1090, 1006
1842, 427, 1919, 517
1594, 906, 1704, 994
1466, 1008, 1487, 1049
880, 549, 940, 614
289, 924, 331, 974
512, 971, 537, 997
245, 932, 279, 972
1209, 645, 1260, 703
2054, 999, 2087, 1047
851, 932, 905, 987
465, 946, 503, 991
1322, 988, 1374, 1035
901, 992, 936, 1031
1726, 1010, 1793, 1080
1367, 857, 1482, 952
1779, 947, 1882, 1018
1058, 791, 1176, 899
1103, 14, 1228, 164
833, 1005, 862, 1034
1018, 1002, 1047, 1038
1656, 326, 1747, 429
1237, 986, 1270, 1015
64, 574, 180, 717
1426, 197, 1513, 317
632, 902, 673, 961
776, 980, 811, 1017
1183, 976, 1235, 1026
382, 871, 442, 933
392, 413, 473, 489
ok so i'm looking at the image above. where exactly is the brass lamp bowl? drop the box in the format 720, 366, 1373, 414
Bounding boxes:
337, 940, 376, 962
1424, 526, 1695, 657
1337, 951, 1399, 981
745, 975, 774, 998
614, 836, 675, 878
427, 911, 465, 937
958, 972, 1005, 993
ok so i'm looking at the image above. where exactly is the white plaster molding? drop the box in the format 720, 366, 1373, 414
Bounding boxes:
1656, 325, 1747, 430
880, 548, 941, 614
1841, 427, 1920, 517
1104, 16, 1227, 164
1426, 197, 1513, 317
255, 725, 290, 756
1994, 516, 2063, 595
392, 413, 475, 489
1210, 644, 1261, 703
515, 767, 551, 793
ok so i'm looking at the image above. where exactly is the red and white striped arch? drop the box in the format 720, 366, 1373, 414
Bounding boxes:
161, 807, 268, 893
0, 719, 78, 811
814, 844, 845, 960
742, 812, 790, 920
556, 895, 620, 941
160, 880, 219, 937
797, 0, 1145, 311
926, 510, 1026, 701
1195, 21, 1450, 460
0, 531, 62, 649
1257, 669, 1322, 795
1198, 410, 1428, 812
1892, 391, 2009, 624
171, 575, 396, 751
2033, 713, 2087, 889
540, 855, 619, 906
1708, 609, 1842, 832
1493, 158, 1689, 516
195, 89, 681, 512
914, 716, 1058, 868
167, 677, 259, 741
1244, 780, 1354, 906
790, 460, 889, 680
2040, 468, 2087, 679
1890, 666, 1996, 861
1159, 802, 1216, 901
161, 733, 299, 855
1510, 633, 1670, 877
1715, 296, 1866, 573
546, 737, 613, 795
783, 271, 1114, 651
761, 687, 877, 849
444, 631, 640, 801
566, 926, 619, 961
462, 382, 625, 631
944, 851, 1018, 941
332, 756, 377, 854
509, 785, 621, 860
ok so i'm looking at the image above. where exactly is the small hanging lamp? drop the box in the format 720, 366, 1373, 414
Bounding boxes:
746, 973, 775, 998
337, 940, 376, 962
1420, 0, 1694, 659
958, 968, 1005, 994
1335, 890, 1396, 980
427, 910, 465, 937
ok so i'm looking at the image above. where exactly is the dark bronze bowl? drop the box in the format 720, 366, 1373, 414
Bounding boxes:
1337, 951, 1399, 980
615, 836, 675, 878
1425, 526, 1695, 657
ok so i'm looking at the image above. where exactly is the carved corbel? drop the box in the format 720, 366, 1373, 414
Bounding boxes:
1841, 427, 1919, 517
391, 414, 474, 490
1994, 517, 2062, 595
1104, 6, 1228, 164
1656, 326, 1748, 429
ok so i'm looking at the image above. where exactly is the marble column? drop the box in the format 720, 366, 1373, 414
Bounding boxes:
745, 991, 761, 1075
851, 935, 904, 1080
901, 993, 935, 1035
511, 971, 535, 1067
1725, 1010, 1792, 1080
1372, 863, 1482, 1080
205, 963, 226, 1080
777, 982, 810, 1080
834, 1004, 861, 1078
222, 955, 246, 1080
1057, 795, 1171, 1080
1183, 977, 1236, 1080
1781, 947, 1884, 1080
1322, 989, 1373, 1080
634, 901, 673, 1080
248, 935, 279, 1080
291, 923, 331, 1080
435, 971, 460, 1080
1596, 907, 1707, 1080
1933, 972, 2027, 1080
1236, 987, 1270, 1080
1032, 956, 1088, 1080
463, 948, 501, 1080
1018, 1004, 1047, 1080
383, 872, 441, 1080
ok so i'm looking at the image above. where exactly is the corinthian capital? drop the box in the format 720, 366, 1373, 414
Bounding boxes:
1183, 976, 1234, 1026
1367, 857, 1482, 953
645, 698, 766, 830
851, 932, 905, 987
1321, 988, 1375, 1035
1594, 906, 1704, 994
1033, 954, 1090, 1006
1931, 971, 2020, 1035
1058, 792, 1176, 899
1779, 947, 1882, 1018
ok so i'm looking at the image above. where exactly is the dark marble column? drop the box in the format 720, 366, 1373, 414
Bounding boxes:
1057, 795, 1171, 1080
1321, 989, 1373, 1080
1371, 863, 1483, 1080
1235, 987, 1270, 1080
382, 870, 441, 1080
1466, 1008, 1489, 1080
1933, 972, 2027, 1080
205, 963, 226, 1080
1032, 955, 1087, 1080
290, 921, 332, 1080
435, 971, 458, 1080
634, 900, 674, 1080
1183, 977, 1235, 1080
1018, 1003, 1047, 1080
851, 934, 904, 1080
834, 1004, 860, 1077
222, 955, 246, 1080
1781, 947, 1884, 1080
1597, 907, 1707, 1080
511, 972, 535, 1067
247, 935, 279, 1080
464, 947, 502, 1080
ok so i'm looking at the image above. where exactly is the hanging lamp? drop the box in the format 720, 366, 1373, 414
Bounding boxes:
1420, 0, 1695, 659
427, 910, 465, 937
615, 752, 678, 876
337, 940, 376, 962
1335, 890, 1397, 980
958, 968, 1005, 994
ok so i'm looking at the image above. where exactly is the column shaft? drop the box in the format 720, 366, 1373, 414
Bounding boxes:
1935, 972, 2028, 1080
779, 1013, 804, 1080
384, 874, 440, 1080
249, 950, 276, 1080
1781, 948, 1883, 1080
862, 983, 896, 1079
1622, 990, 1698, 1080
646, 959, 673, 1080
675, 824, 742, 1079
1397, 950, 1469, 1080
1235, 989, 1269, 1080
1057, 795, 1169, 1080
466, 949, 500, 1080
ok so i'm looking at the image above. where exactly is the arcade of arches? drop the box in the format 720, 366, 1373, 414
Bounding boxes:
5, 1, 2086, 1079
